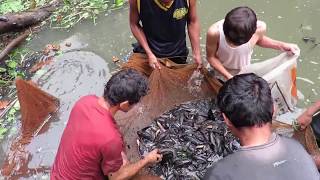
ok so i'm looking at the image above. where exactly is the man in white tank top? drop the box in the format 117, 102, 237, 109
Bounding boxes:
206, 7, 298, 80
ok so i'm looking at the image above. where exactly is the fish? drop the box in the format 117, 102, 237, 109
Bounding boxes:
137, 99, 239, 179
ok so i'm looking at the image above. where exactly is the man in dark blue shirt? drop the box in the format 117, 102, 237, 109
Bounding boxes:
129, 0, 201, 69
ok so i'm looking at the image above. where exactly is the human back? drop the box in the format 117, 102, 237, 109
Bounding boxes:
51, 95, 124, 179
204, 73, 319, 180
204, 133, 320, 180
51, 69, 164, 180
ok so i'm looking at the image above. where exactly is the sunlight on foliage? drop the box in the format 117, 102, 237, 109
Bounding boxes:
50, 0, 110, 29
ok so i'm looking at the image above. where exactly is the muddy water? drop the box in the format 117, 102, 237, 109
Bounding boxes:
1, 0, 320, 179
29, 0, 320, 105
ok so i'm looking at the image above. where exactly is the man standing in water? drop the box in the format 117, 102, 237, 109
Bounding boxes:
51, 69, 163, 179
204, 73, 319, 180
129, 0, 202, 69
206, 7, 298, 80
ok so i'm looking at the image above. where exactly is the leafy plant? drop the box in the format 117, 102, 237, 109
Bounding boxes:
50, 0, 110, 29
0, 0, 125, 85
0, 47, 28, 86
0, 0, 27, 14
0, 101, 20, 140
0, 0, 53, 14
114, 0, 124, 7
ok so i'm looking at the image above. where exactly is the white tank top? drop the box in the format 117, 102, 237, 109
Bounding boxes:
216, 21, 253, 71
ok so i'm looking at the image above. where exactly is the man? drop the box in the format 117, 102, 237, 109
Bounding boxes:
294, 100, 320, 168
129, 0, 201, 69
206, 7, 298, 80
295, 101, 320, 130
204, 73, 319, 180
51, 69, 163, 179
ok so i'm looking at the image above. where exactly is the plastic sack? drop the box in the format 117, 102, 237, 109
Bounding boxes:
240, 51, 300, 113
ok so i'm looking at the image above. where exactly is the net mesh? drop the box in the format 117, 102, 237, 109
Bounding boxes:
1, 79, 58, 177
116, 53, 221, 160
293, 126, 320, 155
116, 53, 320, 166
16, 78, 58, 138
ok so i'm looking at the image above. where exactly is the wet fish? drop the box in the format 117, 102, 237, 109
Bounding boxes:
137, 99, 239, 179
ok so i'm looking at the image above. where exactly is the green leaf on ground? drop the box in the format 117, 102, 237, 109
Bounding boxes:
7, 61, 18, 69
0, 67, 7, 73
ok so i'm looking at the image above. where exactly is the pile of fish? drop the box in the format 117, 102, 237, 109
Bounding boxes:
137, 99, 240, 179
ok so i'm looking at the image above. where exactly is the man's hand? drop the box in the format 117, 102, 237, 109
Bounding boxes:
193, 54, 202, 69
148, 53, 161, 70
121, 151, 129, 166
281, 43, 299, 55
226, 74, 234, 80
108, 149, 162, 180
144, 149, 163, 164
297, 111, 313, 130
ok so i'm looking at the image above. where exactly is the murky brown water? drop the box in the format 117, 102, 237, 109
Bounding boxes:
1, 0, 320, 179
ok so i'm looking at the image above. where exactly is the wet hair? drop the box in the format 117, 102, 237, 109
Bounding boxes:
103, 68, 148, 106
223, 6, 257, 46
217, 73, 273, 128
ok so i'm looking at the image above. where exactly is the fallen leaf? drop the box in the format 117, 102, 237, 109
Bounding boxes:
52, 44, 60, 51
112, 56, 120, 63
0, 100, 9, 110
29, 57, 53, 73
43, 44, 61, 55
56, 15, 63, 23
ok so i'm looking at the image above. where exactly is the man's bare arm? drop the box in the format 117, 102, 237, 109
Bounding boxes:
206, 26, 233, 80
297, 101, 320, 130
108, 149, 162, 180
255, 21, 298, 54
187, 0, 201, 68
129, 0, 160, 69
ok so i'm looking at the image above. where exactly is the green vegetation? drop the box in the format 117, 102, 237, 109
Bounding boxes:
0, 0, 47, 14
0, 101, 20, 140
0, 0, 125, 141
0, 0, 28, 14
0, 0, 125, 86
50, 0, 110, 29
0, 47, 29, 86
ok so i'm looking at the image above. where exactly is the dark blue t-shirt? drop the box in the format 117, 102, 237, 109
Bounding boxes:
134, 0, 189, 61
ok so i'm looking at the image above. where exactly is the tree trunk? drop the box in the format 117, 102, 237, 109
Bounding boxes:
0, 1, 60, 34
0, 30, 31, 62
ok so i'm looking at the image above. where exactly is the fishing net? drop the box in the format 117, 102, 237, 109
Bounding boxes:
116, 53, 222, 160
16, 78, 59, 138
293, 126, 320, 158
1, 79, 58, 177
117, 53, 320, 170
136, 98, 318, 179
266, 118, 320, 168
